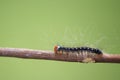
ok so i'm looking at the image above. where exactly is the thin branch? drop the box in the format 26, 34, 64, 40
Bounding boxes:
95, 54, 120, 63
0, 48, 120, 63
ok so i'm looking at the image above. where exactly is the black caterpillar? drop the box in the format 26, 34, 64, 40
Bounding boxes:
54, 45, 102, 55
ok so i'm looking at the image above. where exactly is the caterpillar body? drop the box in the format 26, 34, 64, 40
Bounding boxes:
54, 45, 102, 55
54, 45, 103, 63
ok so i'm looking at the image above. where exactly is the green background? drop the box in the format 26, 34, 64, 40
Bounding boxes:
0, 0, 120, 80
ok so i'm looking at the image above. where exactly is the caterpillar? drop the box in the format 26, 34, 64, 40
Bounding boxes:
54, 45, 102, 55
54, 45, 103, 63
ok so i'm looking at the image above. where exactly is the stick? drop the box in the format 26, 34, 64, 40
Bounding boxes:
0, 48, 120, 63
95, 54, 120, 63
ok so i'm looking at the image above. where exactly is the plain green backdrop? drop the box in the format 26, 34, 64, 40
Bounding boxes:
0, 0, 120, 80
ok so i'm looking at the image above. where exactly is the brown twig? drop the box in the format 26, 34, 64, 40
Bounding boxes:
0, 48, 120, 63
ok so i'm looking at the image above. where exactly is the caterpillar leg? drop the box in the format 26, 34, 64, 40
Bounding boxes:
82, 58, 95, 63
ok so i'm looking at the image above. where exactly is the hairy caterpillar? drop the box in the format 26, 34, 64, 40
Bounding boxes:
54, 45, 102, 54
54, 45, 103, 63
